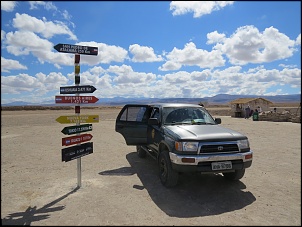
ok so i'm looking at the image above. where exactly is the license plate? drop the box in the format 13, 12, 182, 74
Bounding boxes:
211, 161, 232, 170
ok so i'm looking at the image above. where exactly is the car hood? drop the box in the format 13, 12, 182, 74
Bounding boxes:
164, 124, 247, 141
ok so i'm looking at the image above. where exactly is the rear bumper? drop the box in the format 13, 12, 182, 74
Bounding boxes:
169, 151, 253, 172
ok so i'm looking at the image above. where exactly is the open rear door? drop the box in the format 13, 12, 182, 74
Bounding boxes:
115, 104, 150, 145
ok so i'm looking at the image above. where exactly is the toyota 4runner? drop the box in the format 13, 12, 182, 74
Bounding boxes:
115, 103, 253, 187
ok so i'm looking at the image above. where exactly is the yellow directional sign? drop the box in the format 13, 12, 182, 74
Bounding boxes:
56, 115, 99, 124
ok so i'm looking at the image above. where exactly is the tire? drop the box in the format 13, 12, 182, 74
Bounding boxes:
158, 150, 179, 187
223, 169, 245, 181
136, 145, 146, 158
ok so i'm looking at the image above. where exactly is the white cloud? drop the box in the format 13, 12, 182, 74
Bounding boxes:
1, 71, 69, 96
76, 42, 129, 65
207, 31, 226, 44
295, 34, 301, 46
170, 1, 234, 18
279, 64, 297, 69
212, 25, 297, 65
29, 1, 57, 11
1, 30, 6, 41
129, 44, 163, 62
5, 31, 54, 55
1, 63, 300, 101
1, 73, 43, 94
13, 13, 77, 40
159, 42, 225, 71
159, 61, 182, 71
1, 57, 28, 72
110, 64, 157, 84
3, 30, 75, 65
1, 1, 18, 12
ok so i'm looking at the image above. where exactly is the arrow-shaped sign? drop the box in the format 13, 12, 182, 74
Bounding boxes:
62, 142, 93, 162
54, 43, 98, 56
55, 95, 99, 104
60, 85, 96, 94
61, 124, 93, 135
62, 133, 93, 146
56, 115, 99, 124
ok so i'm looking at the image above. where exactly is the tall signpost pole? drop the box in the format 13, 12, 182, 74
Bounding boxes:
54, 43, 98, 189
74, 54, 81, 187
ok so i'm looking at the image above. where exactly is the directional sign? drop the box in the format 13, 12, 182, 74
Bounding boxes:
54, 43, 98, 56
60, 85, 96, 94
62, 134, 93, 146
55, 95, 99, 104
62, 142, 93, 162
61, 124, 93, 135
56, 115, 99, 124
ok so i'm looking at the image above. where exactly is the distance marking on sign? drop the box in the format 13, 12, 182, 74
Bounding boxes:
55, 95, 99, 104
62, 133, 93, 146
54, 43, 98, 56
56, 115, 99, 124
60, 85, 96, 94
62, 142, 93, 162
61, 124, 93, 135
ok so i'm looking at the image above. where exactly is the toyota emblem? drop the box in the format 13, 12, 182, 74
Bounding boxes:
218, 146, 223, 151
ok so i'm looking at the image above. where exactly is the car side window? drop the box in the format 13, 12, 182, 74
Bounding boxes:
136, 107, 147, 122
150, 108, 160, 119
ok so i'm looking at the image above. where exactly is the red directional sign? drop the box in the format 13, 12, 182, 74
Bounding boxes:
62, 134, 93, 146
55, 95, 99, 104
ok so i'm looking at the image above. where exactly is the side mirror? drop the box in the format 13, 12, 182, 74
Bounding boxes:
148, 118, 159, 125
215, 118, 221, 124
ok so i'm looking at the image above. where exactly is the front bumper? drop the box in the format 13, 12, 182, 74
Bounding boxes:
169, 150, 253, 172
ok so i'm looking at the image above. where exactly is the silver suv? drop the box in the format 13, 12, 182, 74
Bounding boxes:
115, 103, 253, 187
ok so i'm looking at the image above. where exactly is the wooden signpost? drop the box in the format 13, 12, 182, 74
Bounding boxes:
54, 43, 98, 188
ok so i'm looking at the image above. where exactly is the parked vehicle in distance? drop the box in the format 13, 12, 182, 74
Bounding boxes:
115, 103, 253, 188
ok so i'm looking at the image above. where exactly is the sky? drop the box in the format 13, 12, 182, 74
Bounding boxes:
1, 1, 301, 105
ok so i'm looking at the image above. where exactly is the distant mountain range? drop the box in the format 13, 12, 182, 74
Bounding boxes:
1, 94, 300, 106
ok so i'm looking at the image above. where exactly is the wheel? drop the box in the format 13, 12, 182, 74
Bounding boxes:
158, 150, 179, 187
136, 145, 146, 158
223, 169, 245, 180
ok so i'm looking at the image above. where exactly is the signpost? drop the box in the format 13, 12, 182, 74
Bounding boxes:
55, 95, 99, 104
54, 44, 98, 56
61, 124, 93, 135
60, 85, 96, 94
62, 134, 93, 146
56, 115, 99, 124
62, 142, 93, 162
54, 43, 99, 188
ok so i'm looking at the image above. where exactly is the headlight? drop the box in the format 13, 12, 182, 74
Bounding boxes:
175, 142, 199, 151
237, 139, 250, 150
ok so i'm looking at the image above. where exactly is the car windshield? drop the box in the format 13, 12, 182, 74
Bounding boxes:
162, 106, 216, 125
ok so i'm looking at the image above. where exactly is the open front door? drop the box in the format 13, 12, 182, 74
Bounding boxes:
115, 104, 150, 145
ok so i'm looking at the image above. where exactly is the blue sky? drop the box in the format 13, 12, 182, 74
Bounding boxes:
1, 1, 301, 104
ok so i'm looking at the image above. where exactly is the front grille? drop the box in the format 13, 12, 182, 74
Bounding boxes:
199, 143, 239, 154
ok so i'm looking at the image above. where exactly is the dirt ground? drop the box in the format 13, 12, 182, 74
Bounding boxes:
1, 107, 301, 226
